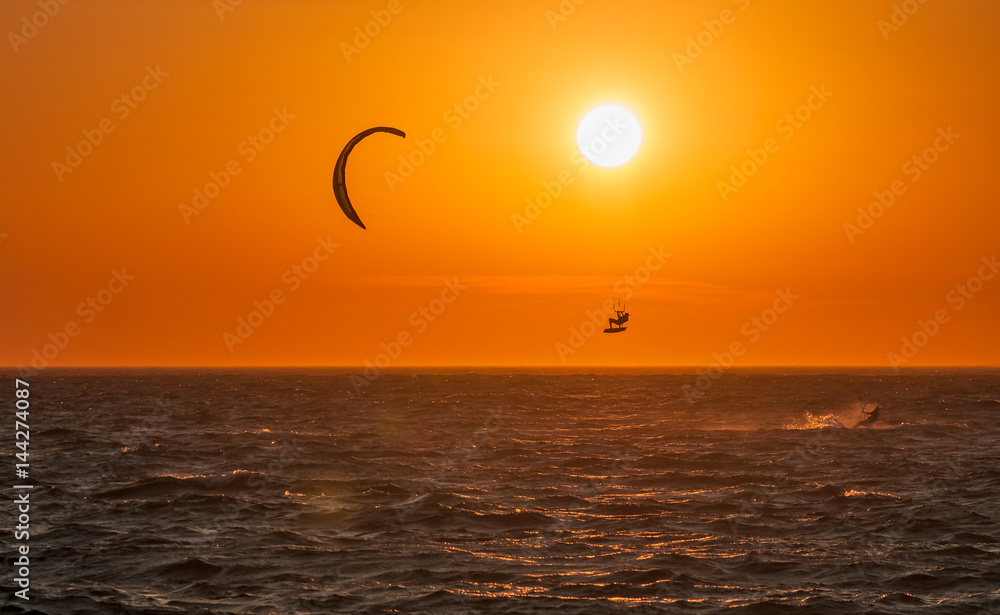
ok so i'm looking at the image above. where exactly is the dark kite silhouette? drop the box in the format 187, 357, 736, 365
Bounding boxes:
333, 126, 405, 229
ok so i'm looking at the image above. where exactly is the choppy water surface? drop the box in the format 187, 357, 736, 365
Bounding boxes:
5, 369, 1000, 614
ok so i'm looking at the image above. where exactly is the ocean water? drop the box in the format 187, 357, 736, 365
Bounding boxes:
4, 368, 1000, 614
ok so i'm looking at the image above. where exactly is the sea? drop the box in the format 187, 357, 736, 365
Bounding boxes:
3, 368, 999, 614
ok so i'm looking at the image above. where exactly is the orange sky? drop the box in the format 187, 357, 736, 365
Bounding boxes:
1, 0, 998, 369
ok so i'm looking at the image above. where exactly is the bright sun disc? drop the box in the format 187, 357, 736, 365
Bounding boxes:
576, 105, 642, 167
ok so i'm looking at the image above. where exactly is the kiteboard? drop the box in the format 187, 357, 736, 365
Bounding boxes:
603, 327, 627, 334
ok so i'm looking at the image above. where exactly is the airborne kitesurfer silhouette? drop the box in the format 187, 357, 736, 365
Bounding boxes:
604, 302, 629, 334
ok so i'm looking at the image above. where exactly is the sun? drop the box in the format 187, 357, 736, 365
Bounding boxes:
576, 105, 642, 167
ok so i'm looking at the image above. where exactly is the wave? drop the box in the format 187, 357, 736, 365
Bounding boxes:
94, 472, 269, 499
19, 369, 1000, 614
154, 557, 224, 582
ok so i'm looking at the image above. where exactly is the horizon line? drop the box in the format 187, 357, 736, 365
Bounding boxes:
3, 364, 999, 370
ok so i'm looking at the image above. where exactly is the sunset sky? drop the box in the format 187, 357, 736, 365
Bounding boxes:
2, 0, 998, 368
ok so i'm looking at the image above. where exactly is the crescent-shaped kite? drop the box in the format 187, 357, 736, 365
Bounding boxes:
333, 126, 406, 229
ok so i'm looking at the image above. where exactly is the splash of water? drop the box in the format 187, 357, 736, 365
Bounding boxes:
791, 401, 879, 429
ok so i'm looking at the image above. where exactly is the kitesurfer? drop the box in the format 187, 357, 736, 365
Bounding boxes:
608, 307, 629, 331
857, 405, 880, 427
